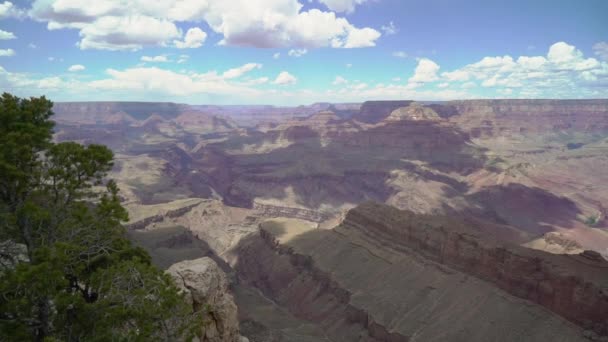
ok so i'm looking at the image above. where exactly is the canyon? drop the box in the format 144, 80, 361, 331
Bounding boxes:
53, 99, 608, 341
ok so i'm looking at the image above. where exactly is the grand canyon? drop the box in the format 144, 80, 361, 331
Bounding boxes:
52, 99, 608, 341
3, 1, 608, 340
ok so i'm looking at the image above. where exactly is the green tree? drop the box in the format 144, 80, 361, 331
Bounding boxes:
0, 93, 201, 341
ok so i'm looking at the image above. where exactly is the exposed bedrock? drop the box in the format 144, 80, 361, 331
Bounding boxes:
168, 257, 244, 342
231, 205, 604, 341
342, 202, 608, 336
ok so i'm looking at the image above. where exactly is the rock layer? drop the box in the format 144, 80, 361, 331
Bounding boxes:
232, 212, 595, 341
341, 202, 608, 336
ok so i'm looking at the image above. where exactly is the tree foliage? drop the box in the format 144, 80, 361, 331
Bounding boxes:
0, 93, 201, 341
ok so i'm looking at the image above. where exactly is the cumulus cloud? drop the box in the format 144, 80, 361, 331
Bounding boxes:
0, 48, 15, 56
288, 48, 307, 57
222, 63, 262, 79
141, 55, 169, 63
174, 27, 207, 48
318, 0, 369, 13
68, 64, 85, 72
408, 58, 440, 86
274, 71, 297, 85
28, 0, 381, 50
0, 1, 25, 18
78, 16, 181, 51
593, 42, 608, 61
436, 41, 608, 98
0, 29, 16, 40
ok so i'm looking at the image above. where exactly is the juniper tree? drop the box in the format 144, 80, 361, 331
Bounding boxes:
0, 93, 200, 341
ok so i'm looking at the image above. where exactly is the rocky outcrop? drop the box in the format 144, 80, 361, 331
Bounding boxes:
252, 202, 332, 223
167, 258, 242, 342
233, 214, 591, 342
126, 202, 201, 230
342, 202, 608, 337
354, 101, 413, 123
384, 103, 441, 122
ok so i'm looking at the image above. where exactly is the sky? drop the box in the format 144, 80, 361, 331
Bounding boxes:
0, 0, 607, 105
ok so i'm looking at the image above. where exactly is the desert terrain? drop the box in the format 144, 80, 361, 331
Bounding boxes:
53, 100, 608, 341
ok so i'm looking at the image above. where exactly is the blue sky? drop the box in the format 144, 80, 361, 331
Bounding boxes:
1, 0, 607, 105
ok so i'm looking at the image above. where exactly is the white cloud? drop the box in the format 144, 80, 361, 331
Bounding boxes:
350, 82, 367, 90
547, 41, 580, 64
461, 81, 476, 89
346, 63, 352, 68
288, 48, 307, 57
1, 62, 480, 105
340, 25, 381, 48
78, 16, 181, 51
441, 69, 470, 82
274, 71, 297, 85
408, 58, 440, 86
174, 27, 207, 48
436, 41, 608, 97
593, 42, 608, 61
30, 0, 381, 50
381, 21, 397, 35
88, 67, 250, 96
438, 82, 449, 88
0, 1, 24, 18
318, 0, 369, 13
222, 63, 262, 79
273, 52, 280, 59
392, 51, 407, 58
0, 48, 15, 56
332, 76, 348, 85
0, 29, 15, 40
242, 77, 269, 86
68, 64, 85, 72
28, 43, 37, 49
141, 55, 169, 63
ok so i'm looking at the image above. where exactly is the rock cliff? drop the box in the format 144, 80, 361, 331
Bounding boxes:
167, 258, 243, 342
232, 210, 598, 341
341, 202, 608, 337
354, 101, 413, 123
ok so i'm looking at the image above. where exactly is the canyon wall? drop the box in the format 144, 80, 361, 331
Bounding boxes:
342, 202, 608, 336
233, 212, 593, 341
447, 99, 608, 137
